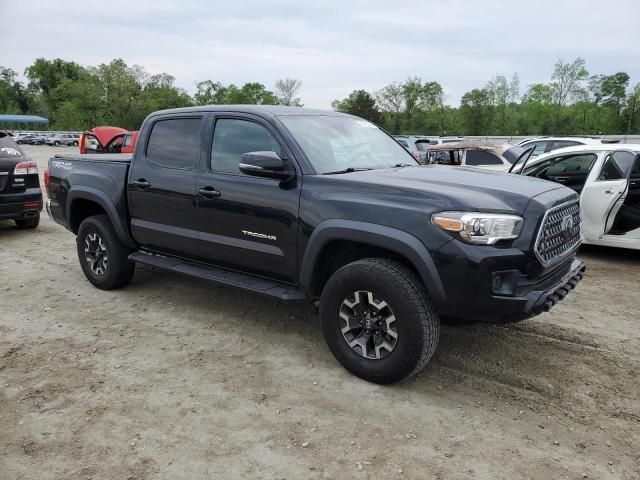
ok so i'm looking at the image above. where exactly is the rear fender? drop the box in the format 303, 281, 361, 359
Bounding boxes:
67, 186, 135, 248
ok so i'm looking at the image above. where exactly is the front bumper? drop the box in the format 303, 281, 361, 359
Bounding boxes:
433, 235, 586, 323
528, 258, 585, 316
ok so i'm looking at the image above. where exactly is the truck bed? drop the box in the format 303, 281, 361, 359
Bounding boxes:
52, 153, 132, 163
47, 153, 132, 241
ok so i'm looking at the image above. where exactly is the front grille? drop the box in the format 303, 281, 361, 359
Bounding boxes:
535, 200, 581, 267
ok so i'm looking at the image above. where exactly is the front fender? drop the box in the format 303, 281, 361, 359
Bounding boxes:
67, 186, 136, 248
299, 219, 446, 306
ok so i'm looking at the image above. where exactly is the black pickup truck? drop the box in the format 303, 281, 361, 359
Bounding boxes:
46, 106, 585, 384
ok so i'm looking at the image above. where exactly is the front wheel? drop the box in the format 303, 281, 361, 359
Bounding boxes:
76, 215, 134, 290
319, 258, 440, 384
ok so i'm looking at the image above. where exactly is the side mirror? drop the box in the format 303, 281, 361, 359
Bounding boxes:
239, 151, 293, 181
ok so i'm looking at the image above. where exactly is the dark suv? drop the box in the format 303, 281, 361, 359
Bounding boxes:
0, 132, 42, 229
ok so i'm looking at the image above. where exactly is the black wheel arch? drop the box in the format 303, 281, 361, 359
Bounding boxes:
67, 187, 136, 249
299, 219, 446, 307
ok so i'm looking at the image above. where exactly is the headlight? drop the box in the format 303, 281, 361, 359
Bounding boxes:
432, 211, 523, 245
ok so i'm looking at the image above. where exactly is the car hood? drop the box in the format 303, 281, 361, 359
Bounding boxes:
87, 126, 128, 146
330, 165, 569, 214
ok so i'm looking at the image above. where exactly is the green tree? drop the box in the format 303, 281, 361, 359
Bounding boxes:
459, 88, 491, 135
550, 57, 589, 132
333, 89, 381, 124
376, 83, 404, 134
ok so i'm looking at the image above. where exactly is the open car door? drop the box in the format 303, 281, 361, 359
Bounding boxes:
508, 146, 535, 174
580, 150, 636, 242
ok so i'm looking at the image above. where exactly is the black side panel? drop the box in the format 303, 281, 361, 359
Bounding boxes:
129, 251, 306, 300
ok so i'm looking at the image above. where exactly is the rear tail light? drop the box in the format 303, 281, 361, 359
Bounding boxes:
14, 161, 38, 175
44, 167, 51, 193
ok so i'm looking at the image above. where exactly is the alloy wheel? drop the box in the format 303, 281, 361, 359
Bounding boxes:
84, 232, 108, 276
339, 290, 398, 359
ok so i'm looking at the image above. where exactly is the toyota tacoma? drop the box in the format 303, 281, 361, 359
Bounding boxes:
46, 106, 585, 384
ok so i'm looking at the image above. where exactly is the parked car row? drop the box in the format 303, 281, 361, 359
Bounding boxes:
393, 135, 464, 162
15, 133, 48, 145
45, 133, 81, 147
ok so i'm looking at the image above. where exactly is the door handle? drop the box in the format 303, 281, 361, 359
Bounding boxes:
132, 179, 151, 189
605, 189, 615, 194
197, 186, 221, 199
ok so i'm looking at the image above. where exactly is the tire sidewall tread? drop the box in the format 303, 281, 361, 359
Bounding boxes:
76, 214, 134, 290
320, 258, 440, 384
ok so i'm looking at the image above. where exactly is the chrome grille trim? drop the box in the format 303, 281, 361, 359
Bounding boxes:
534, 200, 582, 267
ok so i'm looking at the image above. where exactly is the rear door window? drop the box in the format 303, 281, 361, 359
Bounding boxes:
465, 150, 503, 166
550, 140, 581, 150
526, 141, 548, 156
146, 117, 203, 168
415, 140, 432, 151
598, 151, 636, 181
0, 133, 24, 158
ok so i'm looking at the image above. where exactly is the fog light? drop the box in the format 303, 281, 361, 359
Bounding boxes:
491, 270, 519, 296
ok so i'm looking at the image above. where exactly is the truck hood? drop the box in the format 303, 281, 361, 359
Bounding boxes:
331, 165, 568, 214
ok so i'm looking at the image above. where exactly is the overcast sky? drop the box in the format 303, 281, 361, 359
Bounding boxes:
2, 0, 639, 108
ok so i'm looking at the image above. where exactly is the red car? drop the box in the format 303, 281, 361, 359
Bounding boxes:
121, 131, 139, 154
80, 126, 138, 154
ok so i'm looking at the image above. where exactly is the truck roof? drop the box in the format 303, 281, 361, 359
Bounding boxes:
149, 105, 349, 119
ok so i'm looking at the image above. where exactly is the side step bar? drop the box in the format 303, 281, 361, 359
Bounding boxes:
128, 251, 307, 301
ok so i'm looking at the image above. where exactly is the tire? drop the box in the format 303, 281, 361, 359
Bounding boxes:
319, 258, 440, 384
15, 213, 40, 229
72, 141, 78, 147
76, 215, 134, 290
54, 141, 60, 146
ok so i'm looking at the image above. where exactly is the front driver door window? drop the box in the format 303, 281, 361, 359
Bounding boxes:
194, 116, 301, 283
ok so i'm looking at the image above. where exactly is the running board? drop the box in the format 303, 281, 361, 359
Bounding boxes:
128, 251, 307, 301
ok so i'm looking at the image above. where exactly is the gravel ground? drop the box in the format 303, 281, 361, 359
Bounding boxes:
1, 146, 639, 480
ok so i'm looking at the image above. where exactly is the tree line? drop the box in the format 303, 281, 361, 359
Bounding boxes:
1, 56, 639, 135
0, 58, 302, 130
334, 58, 640, 136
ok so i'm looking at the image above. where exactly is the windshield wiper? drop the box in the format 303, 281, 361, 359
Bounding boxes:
322, 167, 373, 175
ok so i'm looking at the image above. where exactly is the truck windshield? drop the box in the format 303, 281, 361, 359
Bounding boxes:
279, 115, 418, 174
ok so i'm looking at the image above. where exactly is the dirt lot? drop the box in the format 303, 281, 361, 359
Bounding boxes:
1, 145, 639, 480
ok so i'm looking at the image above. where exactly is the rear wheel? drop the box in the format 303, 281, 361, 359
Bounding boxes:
15, 213, 40, 229
72, 141, 79, 147
319, 258, 439, 384
77, 215, 134, 290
